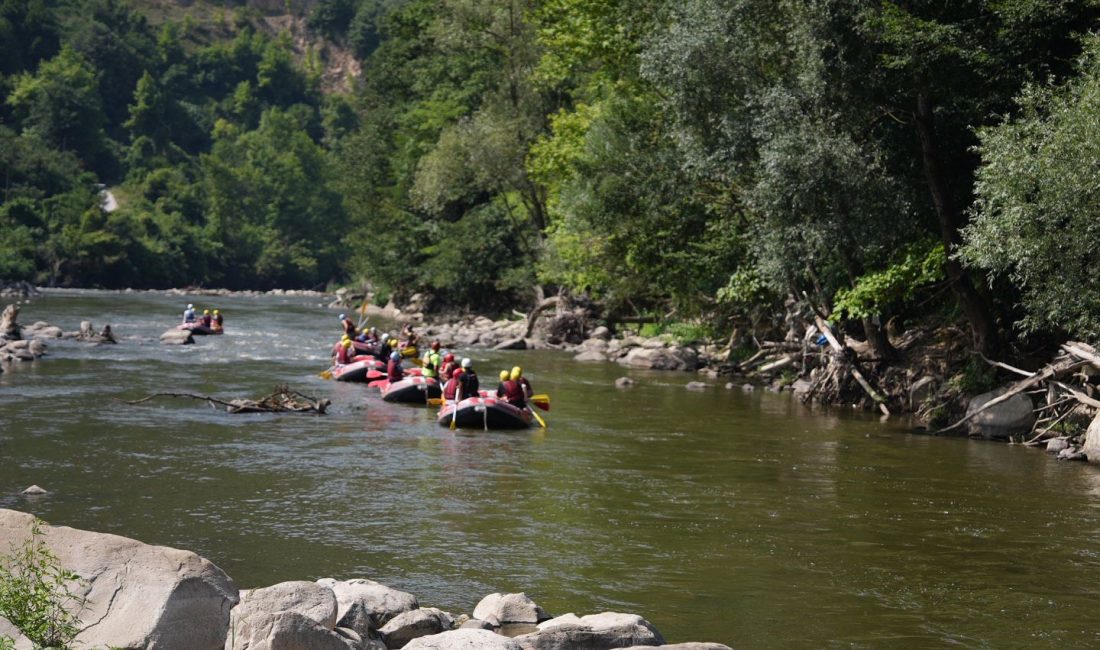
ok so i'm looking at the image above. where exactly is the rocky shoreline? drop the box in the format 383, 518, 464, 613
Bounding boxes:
0, 509, 729, 650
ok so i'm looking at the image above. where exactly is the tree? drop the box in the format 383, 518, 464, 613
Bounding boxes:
962, 36, 1100, 340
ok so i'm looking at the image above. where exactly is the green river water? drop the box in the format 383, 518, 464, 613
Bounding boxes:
3, 290, 1100, 648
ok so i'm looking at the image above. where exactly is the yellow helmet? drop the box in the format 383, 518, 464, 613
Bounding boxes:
213, 309, 220, 315
510, 366, 522, 381
203, 309, 210, 315
343, 340, 352, 348
341, 335, 350, 342
500, 370, 509, 382
390, 339, 399, 347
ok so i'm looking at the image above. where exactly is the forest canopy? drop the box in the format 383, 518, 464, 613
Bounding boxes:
3, 0, 1100, 347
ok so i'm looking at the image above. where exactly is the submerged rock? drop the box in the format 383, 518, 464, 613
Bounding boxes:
161, 328, 194, 345
515, 612, 665, 650
615, 377, 635, 388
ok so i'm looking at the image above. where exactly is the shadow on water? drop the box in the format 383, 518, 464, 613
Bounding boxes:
4, 290, 1100, 647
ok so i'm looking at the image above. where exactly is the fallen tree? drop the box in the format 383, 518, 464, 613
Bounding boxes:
122, 385, 330, 414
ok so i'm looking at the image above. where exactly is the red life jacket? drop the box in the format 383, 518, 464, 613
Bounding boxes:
387, 358, 403, 382
336, 345, 351, 364
443, 377, 461, 400
201, 315, 212, 327
342, 319, 356, 336
501, 379, 525, 405
440, 361, 456, 381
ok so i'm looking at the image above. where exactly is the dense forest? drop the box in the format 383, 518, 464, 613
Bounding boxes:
4, 0, 1100, 350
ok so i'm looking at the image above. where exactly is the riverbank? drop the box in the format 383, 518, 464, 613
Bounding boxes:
0, 509, 729, 650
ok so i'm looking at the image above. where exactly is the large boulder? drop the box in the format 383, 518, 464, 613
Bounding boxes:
616, 346, 697, 371
514, 612, 665, 650
403, 629, 522, 650
161, 329, 195, 345
227, 581, 349, 650
379, 607, 454, 649
316, 578, 418, 638
0, 509, 238, 650
573, 350, 607, 363
495, 337, 528, 351
471, 593, 549, 627
965, 388, 1035, 440
1080, 412, 1100, 464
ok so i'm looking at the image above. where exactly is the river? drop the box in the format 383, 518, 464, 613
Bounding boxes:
3, 290, 1100, 647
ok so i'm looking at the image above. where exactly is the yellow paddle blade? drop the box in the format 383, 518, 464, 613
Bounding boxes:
427, 398, 444, 406
409, 356, 424, 367
319, 369, 333, 380
530, 393, 550, 404
531, 409, 547, 428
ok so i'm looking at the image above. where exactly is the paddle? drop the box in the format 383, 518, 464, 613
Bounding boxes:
530, 394, 550, 411
530, 408, 546, 428
320, 367, 333, 380
451, 391, 458, 430
355, 298, 370, 330
427, 397, 445, 406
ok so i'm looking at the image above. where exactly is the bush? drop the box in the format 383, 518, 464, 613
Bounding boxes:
0, 518, 86, 649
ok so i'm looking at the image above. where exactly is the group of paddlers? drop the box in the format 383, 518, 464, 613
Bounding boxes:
181, 303, 224, 331
333, 317, 535, 408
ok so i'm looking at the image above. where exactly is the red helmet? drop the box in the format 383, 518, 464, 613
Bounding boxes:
453, 368, 464, 378
443, 353, 455, 363
431, 340, 441, 351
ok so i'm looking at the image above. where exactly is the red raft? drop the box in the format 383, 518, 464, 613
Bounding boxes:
437, 396, 534, 429
179, 322, 222, 335
331, 358, 385, 383
379, 375, 441, 403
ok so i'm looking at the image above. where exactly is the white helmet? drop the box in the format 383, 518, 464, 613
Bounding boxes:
187, 303, 193, 309
461, 358, 472, 369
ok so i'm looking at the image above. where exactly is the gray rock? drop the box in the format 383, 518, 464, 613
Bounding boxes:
459, 619, 494, 631
0, 304, 21, 340
617, 346, 697, 371
625, 644, 731, 650
790, 379, 813, 397
316, 578, 419, 638
29, 326, 63, 339
234, 581, 338, 630
1082, 412, 1100, 464
965, 388, 1035, 440
515, 612, 665, 650
589, 326, 611, 341
472, 593, 549, 627
0, 617, 31, 650
685, 381, 708, 391
161, 328, 195, 345
495, 337, 528, 351
0, 508, 238, 650
404, 629, 522, 649
1046, 437, 1070, 454
380, 607, 455, 648
227, 611, 354, 650
573, 350, 607, 363
741, 383, 755, 393
909, 376, 937, 410
20, 485, 47, 495
641, 339, 665, 350
614, 377, 635, 388
580, 338, 608, 353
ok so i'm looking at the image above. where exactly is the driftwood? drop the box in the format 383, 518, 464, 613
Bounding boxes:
937, 343, 1100, 435
122, 385, 329, 414
814, 316, 891, 416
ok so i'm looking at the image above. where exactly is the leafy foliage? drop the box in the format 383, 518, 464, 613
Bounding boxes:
0, 518, 86, 649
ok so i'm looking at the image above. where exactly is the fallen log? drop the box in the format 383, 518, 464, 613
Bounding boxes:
814, 316, 891, 416
121, 385, 329, 414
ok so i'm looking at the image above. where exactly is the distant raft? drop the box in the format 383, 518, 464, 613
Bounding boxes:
379, 375, 441, 403
331, 358, 385, 383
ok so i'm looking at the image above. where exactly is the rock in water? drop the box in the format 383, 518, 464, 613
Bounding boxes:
965, 388, 1035, 440
315, 577, 419, 638
20, 485, 47, 495
379, 607, 455, 648
0, 509, 238, 650
515, 612, 665, 649
0, 304, 21, 341
614, 377, 635, 388
472, 593, 549, 627
160, 329, 194, 345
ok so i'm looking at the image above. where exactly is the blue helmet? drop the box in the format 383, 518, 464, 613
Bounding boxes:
390, 351, 401, 360
338, 313, 346, 320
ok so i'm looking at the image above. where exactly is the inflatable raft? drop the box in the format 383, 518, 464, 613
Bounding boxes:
437, 396, 534, 429
379, 375, 441, 403
179, 322, 222, 335
331, 358, 385, 383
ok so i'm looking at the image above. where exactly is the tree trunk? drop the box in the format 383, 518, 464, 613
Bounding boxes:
860, 316, 896, 360
914, 92, 1000, 355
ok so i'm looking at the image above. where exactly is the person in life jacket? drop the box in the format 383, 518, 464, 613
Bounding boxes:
331, 336, 347, 359
339, 313, 356, 337
335, 338, 353, 365
439, 353, 457, 381
375, 335, 393, 360
458, 358, 479, 400
355, 328, 369, 343
442, 368, 464, 403
387, 350, 404, 383
421, 340, 442, 378
498, 369, 526, 408
183, 303, 196, 324
201, 309, 213, 328
364, 327, 379, 343
511, 366, 533, 399
212, 309, 224, 331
